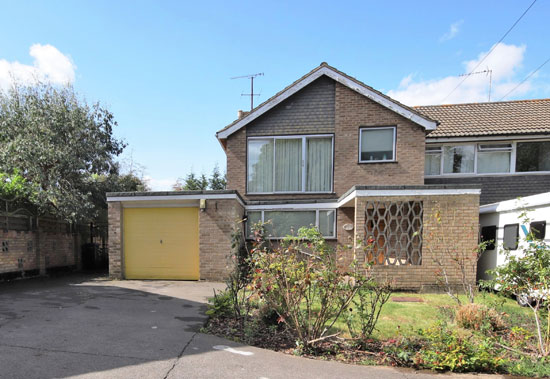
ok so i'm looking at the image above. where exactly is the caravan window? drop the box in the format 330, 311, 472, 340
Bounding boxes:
480, 225, 497, 250
503, 224, 519, 250
530, 221, 546, 240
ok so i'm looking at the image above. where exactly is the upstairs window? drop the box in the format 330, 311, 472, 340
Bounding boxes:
516, 141, 550, 172
359, 127, 396, 163
477, 144, 512, 174
425, 146, 442, 176
247, 135, 333, 193
443, 145, 475, 174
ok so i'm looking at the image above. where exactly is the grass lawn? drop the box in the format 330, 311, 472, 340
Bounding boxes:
332, 291, 534, 339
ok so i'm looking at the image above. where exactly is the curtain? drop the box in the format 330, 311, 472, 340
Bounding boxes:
443, 145, 475, 173
424, 153, 441, 175
248, 139, 273, 192
477, 151, 511, 173
275, 139, 302, 192
307, 137, 332, 191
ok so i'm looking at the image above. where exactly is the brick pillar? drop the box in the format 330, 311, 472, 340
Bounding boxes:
107, 202, 123, 279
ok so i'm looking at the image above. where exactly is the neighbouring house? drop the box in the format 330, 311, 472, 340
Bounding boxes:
107, 63, 486, 290
419, 100, 550, 205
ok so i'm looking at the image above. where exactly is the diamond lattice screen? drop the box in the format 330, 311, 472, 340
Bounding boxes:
364, 201, 423, 265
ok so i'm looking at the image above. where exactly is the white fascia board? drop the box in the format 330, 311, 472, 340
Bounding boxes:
353, 189, 481, 197
480, 192, 550, 214
107, 193, 245, 207
246, 202, 338, 211
217, 67, 436, 140
338, 188, 481, 208
427, 135, 550, 144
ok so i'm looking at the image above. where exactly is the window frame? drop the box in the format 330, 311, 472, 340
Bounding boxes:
246, 134, 334, 194
358, 126, 397, 164
425, 139, 550, 177
246, 209, 337, 239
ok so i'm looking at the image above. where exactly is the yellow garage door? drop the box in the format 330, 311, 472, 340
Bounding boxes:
123, 207, 199, 280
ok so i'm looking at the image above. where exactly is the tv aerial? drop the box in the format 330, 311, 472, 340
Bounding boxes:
231, 72, 264, 110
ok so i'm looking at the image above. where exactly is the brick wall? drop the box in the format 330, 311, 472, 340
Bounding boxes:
333, 82, 426, 195
352, 193, 480, 291
224, 77, 427, 201
0, 218, 80, 278
107, 202, 123, 279
199, 199, 244, 281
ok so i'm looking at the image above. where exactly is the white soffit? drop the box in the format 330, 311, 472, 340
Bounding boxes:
217, 66, 437, 140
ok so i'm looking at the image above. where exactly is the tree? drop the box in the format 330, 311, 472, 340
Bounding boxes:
0, 81, 126, 223
209, 164, 227, 190
174, 165, 226, 191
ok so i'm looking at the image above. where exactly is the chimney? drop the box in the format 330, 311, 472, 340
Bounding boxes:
237, 110, 249, 119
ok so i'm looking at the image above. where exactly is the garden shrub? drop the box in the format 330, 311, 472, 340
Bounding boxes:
206, 290, 233, 319
456, 303, 505, 332
417, 322, 506, 373
248, 224, 392, 349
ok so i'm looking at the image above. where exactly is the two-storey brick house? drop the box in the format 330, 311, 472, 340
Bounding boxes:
107, 63, 482, 290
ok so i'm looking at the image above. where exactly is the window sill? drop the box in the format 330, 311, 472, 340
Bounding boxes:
358, 160, 398, 164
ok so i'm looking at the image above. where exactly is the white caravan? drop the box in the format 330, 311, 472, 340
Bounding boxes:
477, 192, 550, 283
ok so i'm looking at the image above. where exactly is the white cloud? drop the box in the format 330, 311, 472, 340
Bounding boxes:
144, 176, 177, 191
387, 43, 529, 105
0, 44, 76, 91
440, 20, 463, 42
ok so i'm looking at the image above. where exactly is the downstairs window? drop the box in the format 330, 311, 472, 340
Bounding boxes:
246, 209, 336, 239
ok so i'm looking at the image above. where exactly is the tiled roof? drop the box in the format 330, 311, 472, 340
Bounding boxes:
416, 99, 550, 138
217, 63, 437, 138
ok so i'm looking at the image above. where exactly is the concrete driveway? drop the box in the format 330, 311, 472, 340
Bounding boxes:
0, 275, 505, 379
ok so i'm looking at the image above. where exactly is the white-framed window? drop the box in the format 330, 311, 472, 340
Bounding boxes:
425, 146, 442, 176
247, 135, 333, 194
425, 140, 550, 176
359, 126, 396, 163
246, 209, 336, 239
477, 144, 512, 174
442, 145, 475, 174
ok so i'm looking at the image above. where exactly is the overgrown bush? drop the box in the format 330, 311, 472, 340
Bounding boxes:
456, 303, 505, 332
417, 322, 506, 373
248, 224, 392, 349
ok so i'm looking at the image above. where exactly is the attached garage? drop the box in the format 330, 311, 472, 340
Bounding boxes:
106, 191, 245, 281
123, 207, 199, 280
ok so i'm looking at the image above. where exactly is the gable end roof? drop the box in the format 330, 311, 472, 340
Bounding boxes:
216, 63, 438, 141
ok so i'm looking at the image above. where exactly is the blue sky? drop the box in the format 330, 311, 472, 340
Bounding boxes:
0, 0, 548, 189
